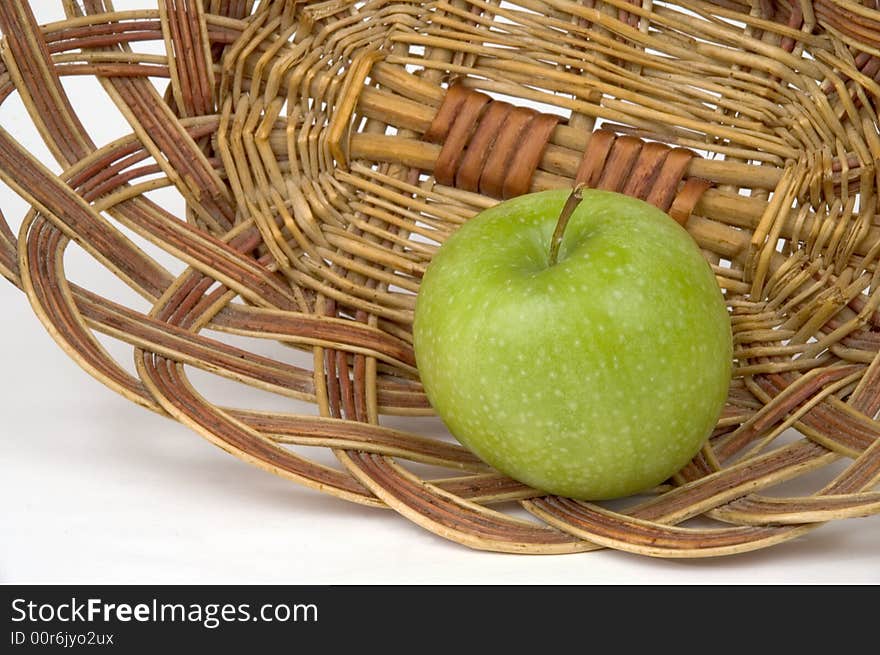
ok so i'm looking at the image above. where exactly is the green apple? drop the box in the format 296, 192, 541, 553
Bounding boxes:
413, 188, 732, 500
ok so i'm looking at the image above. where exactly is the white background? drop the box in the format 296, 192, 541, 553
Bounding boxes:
2, 2, 879, 584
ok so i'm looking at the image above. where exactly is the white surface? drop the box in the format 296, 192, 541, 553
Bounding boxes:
2, 2, 879, 584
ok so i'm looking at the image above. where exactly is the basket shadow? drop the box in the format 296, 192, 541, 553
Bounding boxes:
98, 402, 384, 522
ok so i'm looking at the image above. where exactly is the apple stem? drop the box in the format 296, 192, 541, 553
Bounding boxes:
548, 183, 587, 267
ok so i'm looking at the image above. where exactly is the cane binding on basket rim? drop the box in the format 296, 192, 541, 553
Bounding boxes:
1, 0, 880, 557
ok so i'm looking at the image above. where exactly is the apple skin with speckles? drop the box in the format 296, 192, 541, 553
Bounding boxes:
413, 188, 732, 500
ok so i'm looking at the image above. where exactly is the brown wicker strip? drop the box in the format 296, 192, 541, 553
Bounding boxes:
455, 100, 514, 192
160, 0, 215, 118
341, 452, 592, 554
711, 492, 880, 525
669, 178, 713, 226
571, 129, 709, 223
478, 106, 536, 199
525, 495, 810, 558
597, 135, 643, 191
2, 0, 880, 557
0, 2, 93, 166
503, 112, 560, 199
425, 84, 561, 199
432, 87, 491, 186
621, 141, 670, 198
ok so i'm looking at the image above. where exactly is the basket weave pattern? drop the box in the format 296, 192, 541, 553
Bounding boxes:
2, 0, 880, 557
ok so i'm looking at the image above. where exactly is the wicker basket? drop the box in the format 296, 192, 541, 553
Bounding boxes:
2, 0, 880, 558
